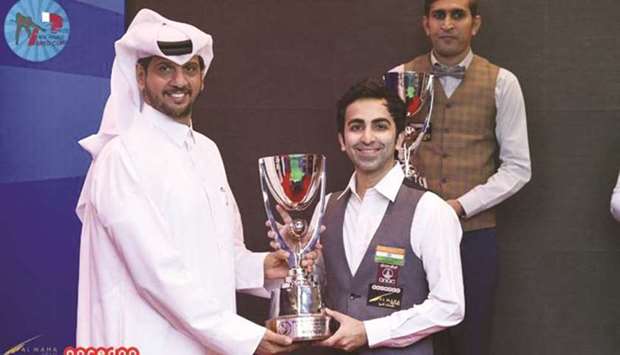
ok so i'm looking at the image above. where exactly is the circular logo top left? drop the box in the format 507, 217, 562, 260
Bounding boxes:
4, 0, 70, 62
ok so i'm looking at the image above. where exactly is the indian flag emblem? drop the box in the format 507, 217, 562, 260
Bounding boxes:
374, 245, 405, 266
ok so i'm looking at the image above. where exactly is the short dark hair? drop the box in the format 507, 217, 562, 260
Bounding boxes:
137, 55, 205, 72
336, 78, 406, 135
424, 0, 479, 16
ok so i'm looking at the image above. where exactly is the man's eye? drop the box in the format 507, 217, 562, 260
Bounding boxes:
451, 10, 466, 20
432, 10, 446, 20
158, 65, 172, 73
349, 124, 363, 131
374, 123, 389, 130
184, 65, 198, 73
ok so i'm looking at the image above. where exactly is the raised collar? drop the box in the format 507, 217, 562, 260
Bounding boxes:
337, 162, 404, 202
431, 49, 474, 69
141, 104, 195, 148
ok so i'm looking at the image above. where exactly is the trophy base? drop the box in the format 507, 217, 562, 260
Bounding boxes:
266, 314, 331, 342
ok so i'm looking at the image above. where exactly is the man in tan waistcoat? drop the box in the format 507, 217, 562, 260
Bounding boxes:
390, 1, 531, 354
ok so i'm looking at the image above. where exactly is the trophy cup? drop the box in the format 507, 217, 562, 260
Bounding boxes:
258, 153, 331, 341
384, 71, 435, 188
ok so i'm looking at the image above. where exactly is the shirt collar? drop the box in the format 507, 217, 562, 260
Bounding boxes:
430, 49, 474, 69
337, 162, 405, 202
141, 104, 195, 147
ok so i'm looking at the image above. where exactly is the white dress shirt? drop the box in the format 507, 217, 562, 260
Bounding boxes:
391, 50, 532, 218
324, 163, 464, 348
76, 104, 267, 355
611, 171, 620, 222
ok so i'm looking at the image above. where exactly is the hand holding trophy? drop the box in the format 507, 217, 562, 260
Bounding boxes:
259, 153, 331, 341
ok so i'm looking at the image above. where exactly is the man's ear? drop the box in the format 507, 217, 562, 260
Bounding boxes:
422, 16, 431, 37
472, 15, 482, 36
338, 133, 346, 152
136, 64, 146, 91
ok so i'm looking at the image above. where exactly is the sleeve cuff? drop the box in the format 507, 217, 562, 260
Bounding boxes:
457, 193, 481, 218
363, 316, 392, 348
263, 278, 284, 292
236, 252, 268, 290
218, 313, 266, 355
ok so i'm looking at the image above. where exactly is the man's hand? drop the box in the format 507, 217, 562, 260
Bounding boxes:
446, 199, 465, 218
264, 249, 291, 280
264, 247, 319, 279
255, 329, 299, 354
316, 308, 368, 352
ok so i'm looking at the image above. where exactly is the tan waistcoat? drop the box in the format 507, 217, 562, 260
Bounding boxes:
404, 53, 499, 231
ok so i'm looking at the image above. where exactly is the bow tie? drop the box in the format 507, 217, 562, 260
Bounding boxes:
432, 63, 466, 79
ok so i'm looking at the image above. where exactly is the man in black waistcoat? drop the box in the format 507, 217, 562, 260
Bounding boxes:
311, 79, 465, 354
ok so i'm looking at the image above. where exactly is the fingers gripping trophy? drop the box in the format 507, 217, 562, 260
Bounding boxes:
259, 154, 331, 341
384, 71, 434, 187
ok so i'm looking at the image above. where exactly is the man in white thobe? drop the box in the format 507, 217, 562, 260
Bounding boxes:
75, 9, 298, 355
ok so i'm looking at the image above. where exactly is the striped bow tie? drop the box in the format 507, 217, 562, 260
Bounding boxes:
432, 63, 466, 79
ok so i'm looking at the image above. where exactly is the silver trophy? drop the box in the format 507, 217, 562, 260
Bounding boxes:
259, 153, 331, 341
384, 71, 434, 188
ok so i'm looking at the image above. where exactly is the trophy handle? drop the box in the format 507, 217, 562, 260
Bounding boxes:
407, 74, 434, 151
421, 75, 434, 137
259, 160, 297, 267
299, 158, 326, 257
402, 74, 434, 181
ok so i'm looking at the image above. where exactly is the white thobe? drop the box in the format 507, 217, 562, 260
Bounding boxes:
76, 104, 267, 355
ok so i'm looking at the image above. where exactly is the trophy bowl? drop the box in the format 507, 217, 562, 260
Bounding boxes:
259, 153, 331, 341
384, 71, 434, 187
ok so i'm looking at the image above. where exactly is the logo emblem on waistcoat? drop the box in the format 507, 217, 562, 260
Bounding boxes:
376, 263, 400, 285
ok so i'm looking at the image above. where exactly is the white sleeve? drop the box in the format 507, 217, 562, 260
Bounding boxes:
207, 141, 270, 295
228, 189, 270, 293
91, 143, 265, 355
363, 192, 464, 348
611, 171, 620, 222
458, 68, 532, 217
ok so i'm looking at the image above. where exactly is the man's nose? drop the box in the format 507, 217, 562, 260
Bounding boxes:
441, 16, 455, 30
361, 127, 375, 144
170, 68, 189, 86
